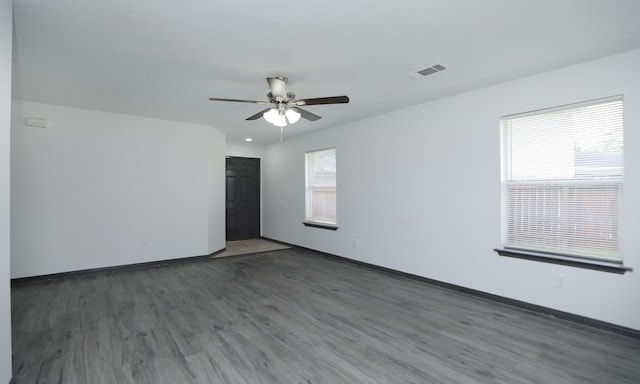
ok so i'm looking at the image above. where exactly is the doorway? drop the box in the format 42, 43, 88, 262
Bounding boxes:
225, 157, 260, 241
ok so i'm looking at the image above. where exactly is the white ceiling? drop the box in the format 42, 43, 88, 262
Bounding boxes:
11, 0, 640, 145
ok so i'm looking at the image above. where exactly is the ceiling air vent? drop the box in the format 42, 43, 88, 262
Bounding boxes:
413, 63, 449, 78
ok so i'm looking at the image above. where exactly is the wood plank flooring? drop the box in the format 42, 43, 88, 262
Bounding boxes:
213, 239, 290, 258
11, 248, 640, 383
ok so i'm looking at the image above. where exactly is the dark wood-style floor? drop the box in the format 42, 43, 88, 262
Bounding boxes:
11, 248, 640, 383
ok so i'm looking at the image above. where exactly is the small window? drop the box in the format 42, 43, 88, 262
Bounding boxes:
305, 148, 337, 227
501, 96, 623, 262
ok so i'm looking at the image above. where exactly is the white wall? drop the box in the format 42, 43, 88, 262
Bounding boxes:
11, 101, 226, 278
0, 0, 13, 380
226, 141, 264, 159
263, 49, 640, 330
208, 129, 226, 253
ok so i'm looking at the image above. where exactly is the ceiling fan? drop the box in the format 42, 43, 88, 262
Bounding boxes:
208, 76, 349, 127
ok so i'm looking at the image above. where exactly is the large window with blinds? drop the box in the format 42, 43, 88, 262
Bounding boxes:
501, 96, 623, 262
305, 148, 337, 227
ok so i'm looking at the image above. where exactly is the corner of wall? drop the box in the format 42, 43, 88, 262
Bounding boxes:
1, 0, 13, 380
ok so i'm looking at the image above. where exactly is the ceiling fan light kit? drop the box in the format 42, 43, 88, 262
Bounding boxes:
263, 108, 286, 127
285, 108, 301, 124
262, 106, 301, 127
209, 76, 349, 131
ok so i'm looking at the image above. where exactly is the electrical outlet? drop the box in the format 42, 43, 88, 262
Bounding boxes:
140, 241, 149, 250
554, 274, 567, 289
353, 239, 359, 249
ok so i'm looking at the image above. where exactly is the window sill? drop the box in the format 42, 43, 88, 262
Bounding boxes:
494, 248, 632, 274
303, 222, 338, 231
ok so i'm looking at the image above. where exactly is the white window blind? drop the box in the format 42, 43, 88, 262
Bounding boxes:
305, 148, 336, 225
501, 96, 623, 261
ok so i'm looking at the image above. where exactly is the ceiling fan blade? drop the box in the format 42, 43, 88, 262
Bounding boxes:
209, 97, 270, 104
267, 77, 288, 99
296, 107, 322, 121
294, 96, 350, 106
246, 108, 271, 121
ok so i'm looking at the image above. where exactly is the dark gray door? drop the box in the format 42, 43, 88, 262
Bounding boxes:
226, 157, 260, 240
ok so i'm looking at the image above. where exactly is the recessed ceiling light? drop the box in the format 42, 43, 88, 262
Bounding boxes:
245, 138, 253, 142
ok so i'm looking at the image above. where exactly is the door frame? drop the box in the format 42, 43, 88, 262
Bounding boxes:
225, 156, 261, 241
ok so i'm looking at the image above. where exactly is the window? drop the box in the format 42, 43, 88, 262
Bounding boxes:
501, 96, 623, 262
305, 148, 337, 228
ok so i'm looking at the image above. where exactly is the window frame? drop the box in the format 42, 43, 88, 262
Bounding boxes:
496, 96, 630, 273
303, 147, 338, 230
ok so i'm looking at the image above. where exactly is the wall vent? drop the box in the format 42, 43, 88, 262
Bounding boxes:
414, 63, 449, 77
